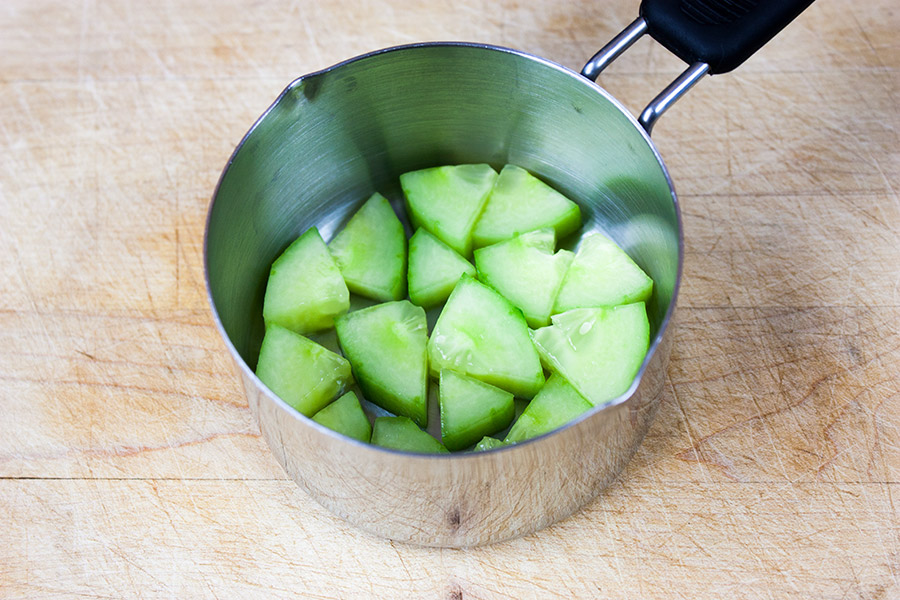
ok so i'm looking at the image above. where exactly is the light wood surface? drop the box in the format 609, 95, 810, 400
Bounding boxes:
2, 0, 898, 597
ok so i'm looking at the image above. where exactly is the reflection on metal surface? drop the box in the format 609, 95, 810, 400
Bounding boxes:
581, 17, 648, 81
205, 43, 682, 547
638, 62, 710, 134
581, 17, 710, 136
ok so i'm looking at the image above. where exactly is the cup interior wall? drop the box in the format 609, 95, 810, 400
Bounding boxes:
206, 45, 680, 371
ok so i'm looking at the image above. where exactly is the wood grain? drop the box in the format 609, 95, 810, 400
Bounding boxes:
1, 0, 898, 598
2, 479, 895, 598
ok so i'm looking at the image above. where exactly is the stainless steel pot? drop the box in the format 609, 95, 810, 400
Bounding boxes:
204, 1, 813, 546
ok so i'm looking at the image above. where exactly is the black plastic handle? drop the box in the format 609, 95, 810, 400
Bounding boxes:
640, 0, 815, 74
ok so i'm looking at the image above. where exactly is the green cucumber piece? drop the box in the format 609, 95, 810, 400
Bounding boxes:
407, 228, 476, 308
472, 436, 508, 451
504, 373, 592, 443
553, 232, 653, 312
531, 304, 650, 407
427, 274, 545, 398
255, 323, 352, 417
262, 227, 350, 334
312, 391, 372, 443
400, 164, 497, 257
328, 192, 407, 302
335, 300, 429, 426
371, 416, 449, 454
472, 164, 582, 248
474, 229, 574, 328
439, 369, 515, 451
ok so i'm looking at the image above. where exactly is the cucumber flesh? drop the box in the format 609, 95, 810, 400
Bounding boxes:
312, 391, 372, 443
407, 228, 476, 308
553, 232, 653, 313
439, 369, 515, 451
335, 300, 429, 426
531, 304, 650, 407
262, 227, 350, 334
473, 164, 582, 249
371, 416, 449, 454
428, 274, 545, 398
255, 323, 352, 417
474, 229, 574, 328
472, 436, 507, 452
504, 373, 592, 443
400, 164, 497, 258
328, 192, 407, 302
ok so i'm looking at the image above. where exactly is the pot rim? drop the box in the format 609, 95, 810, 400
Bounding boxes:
202, 41, 684, 459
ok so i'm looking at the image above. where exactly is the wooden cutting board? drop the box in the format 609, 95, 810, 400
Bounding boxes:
1, 0, 897, 597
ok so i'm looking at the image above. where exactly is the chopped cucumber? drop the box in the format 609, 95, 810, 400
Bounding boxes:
474, 229, 574, 328
553, 232, 653, 313
472, 436, 508, 451
371, 416, 449, 454
428, 274, 545, 398
263, 227, 350, 334
504, 373, 593, 443
407, 228, 476, 308
328, 192, 407, 302
400, 164, 497, 258
472, 164, 582, 248
312, 391, 372, 443
255, 163, 657, 452
255, 323, 352, 417
335, 300, 429, 426
439, 370, 515, 451
531, 304, 650, 407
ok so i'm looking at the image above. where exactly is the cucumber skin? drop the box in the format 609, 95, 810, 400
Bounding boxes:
371, 416, 449, 454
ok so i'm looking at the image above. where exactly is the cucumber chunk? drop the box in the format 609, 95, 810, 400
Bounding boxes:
474, 229, 574, 328
328, 192, 407, 302
371, 416, 449, 454
262, 227, 350, 334
407, 228, 476, 308
472, 436, 508, 452
335, 300, 429, 426
531, 304, 650, 407
312, 391, 372, 443
553, 232, 653, 313
400, 164, 497, 258
472, 164, 582, 248
255, 323, 352, 417
428, 274, 545, 398
439, 369, 515, 451
504, 373, 592, 443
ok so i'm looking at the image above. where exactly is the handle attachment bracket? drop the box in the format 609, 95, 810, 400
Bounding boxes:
582, 1, 813, 134
581, 17, 709, 135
